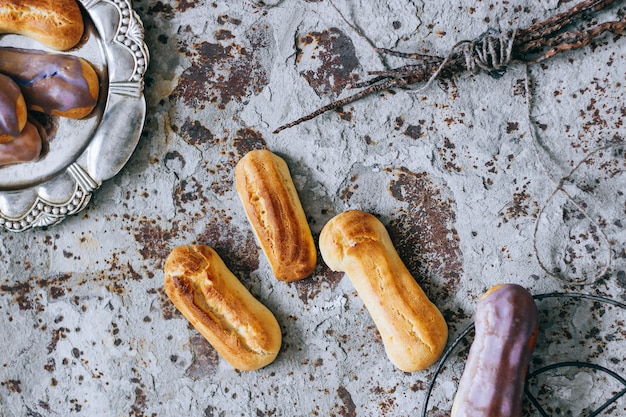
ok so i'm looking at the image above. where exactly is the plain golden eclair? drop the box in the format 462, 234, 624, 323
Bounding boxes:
164, 244, 282, 371
0, 0, 84, 51
235, 149, 317, 282
319, 210, 448, 372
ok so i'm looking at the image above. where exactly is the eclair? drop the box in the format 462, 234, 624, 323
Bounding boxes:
164, 244, 282, 371
451, 284, 538, 417
235, 149, 317, 282
0, 120, 44, 166
319, 210, 448, 372
0, 47, 100, 119
0, 0, 84, 51
0, 73, 27, 143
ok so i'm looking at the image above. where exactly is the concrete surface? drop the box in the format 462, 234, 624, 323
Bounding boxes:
0, 0, 625, 416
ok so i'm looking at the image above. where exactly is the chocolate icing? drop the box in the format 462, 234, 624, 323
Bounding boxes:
0, 121, 43, 166
451, 284, 538, 417
0, 73, 22, 137
0, 47, 97, 116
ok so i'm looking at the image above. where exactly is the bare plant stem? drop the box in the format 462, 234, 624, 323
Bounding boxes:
273, 0, 625, 134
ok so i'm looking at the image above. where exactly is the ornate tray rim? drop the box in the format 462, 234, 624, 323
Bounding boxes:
0, 0, 149, 232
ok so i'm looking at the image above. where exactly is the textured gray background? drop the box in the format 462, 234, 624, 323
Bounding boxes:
0, 0, 625, 416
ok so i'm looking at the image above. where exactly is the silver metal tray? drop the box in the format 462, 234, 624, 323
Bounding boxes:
0, 0, 148, 232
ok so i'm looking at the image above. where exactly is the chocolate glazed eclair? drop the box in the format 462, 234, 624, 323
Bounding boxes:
0, 47, 100, 119
0, 73, 27, 143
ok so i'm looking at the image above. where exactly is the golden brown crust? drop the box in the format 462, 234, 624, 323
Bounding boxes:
164, 244, 282, 371
0, 0, 84, 51
319, 210, 448, 372
235, 149, 317, 282
14, 93, 26, 138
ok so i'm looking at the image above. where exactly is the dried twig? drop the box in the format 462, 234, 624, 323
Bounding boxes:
273, 0, 625, 134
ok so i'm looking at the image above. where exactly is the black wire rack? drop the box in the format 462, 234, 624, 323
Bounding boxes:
422, 293, 626, 416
